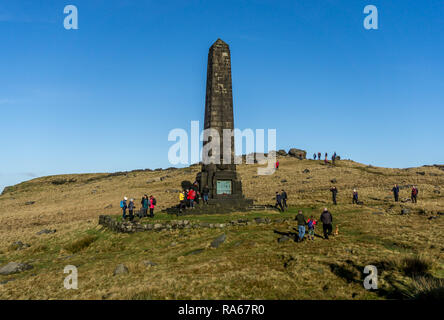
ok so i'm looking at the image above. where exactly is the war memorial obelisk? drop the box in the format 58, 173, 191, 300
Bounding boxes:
195, 39, 253, 210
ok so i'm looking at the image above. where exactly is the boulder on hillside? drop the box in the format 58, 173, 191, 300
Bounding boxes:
113, 264, 129, 276
288, 148, 307, 160
277, 149, 288, 156
0, 262, 33, 275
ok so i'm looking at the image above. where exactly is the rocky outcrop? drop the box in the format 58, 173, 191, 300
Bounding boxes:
288, 148, 307, 160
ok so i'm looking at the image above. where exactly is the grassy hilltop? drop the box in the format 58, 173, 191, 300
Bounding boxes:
0, 157, 443, 299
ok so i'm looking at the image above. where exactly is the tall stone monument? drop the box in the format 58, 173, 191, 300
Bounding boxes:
195, 39, 253, 209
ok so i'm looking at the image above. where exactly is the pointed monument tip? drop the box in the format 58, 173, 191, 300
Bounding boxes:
212, 38, 228, 46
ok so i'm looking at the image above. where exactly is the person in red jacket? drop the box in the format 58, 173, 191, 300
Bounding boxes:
187, 188, 196, 209
149, 195, 156, 217
275, 160, 279, 169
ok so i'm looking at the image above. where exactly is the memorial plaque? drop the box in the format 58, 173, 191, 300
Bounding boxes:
216, 180, 232, 195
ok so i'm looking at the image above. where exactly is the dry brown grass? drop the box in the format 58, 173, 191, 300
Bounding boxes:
0, 157, 443, 299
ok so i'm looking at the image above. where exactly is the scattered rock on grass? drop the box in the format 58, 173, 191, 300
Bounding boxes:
10, 241, 30, 250
210, 234, 226, 248
113, 264, 129, 276
401, 208, 411, 215
36, 229, 56, 235
0, 262, 33, 275
277, 236, 290, 243
143, 261, 157, 267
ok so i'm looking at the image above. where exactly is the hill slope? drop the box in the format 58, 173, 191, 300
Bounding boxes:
0, 157, 443, 299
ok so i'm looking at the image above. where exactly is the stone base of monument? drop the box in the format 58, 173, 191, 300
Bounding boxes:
164, 198, 255, 216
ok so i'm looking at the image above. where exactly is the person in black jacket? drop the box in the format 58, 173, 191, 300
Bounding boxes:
330, 186, 338, 205
202, 185, 210, 204
352, 189, 359, 204
275, 192, 284, 212
392, 184, 400, 202
128, 198, 135, 221
320, 208, 333, 239
281, 189, 288, 209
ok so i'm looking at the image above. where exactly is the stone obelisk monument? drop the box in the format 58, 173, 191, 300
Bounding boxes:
196, 39, 252, 209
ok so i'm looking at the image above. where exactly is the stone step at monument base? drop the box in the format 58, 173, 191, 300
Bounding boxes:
164, 198, 254, 216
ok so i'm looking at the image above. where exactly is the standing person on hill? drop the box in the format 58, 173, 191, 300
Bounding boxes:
295, 210, 306, 242
330, 186, 338, 205
332, 152, 337, 165
120, 196, 128, 219
307, 216, 317, 241
179, 191, 186, 213
320, 208, 333, 239
149, 195, 156, 217
318, 152, 321, 161
392, 184, 400, 202
275, 160, 280, 170
411, 186, 419, 203
140, 194, 149, 218
128, 198, 135, 221
324, 152, 328, 164
352, 189, 359, 204
275, 192, 284, 212
187, 188, 195, 209
313, 153, 317, 160
202, 185, 210, 204
281, 189, 288, 209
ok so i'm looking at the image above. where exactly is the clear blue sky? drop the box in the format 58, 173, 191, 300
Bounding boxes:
1, 0, 443, 193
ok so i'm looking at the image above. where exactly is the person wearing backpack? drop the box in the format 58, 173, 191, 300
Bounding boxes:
307, 216, 317, 241
411, 186, 419, 203
128, 199, 135, 221
120, 197, 128, 219
149, 195, 156, 217
140, 194, 149, 218
352, 189, 359, 204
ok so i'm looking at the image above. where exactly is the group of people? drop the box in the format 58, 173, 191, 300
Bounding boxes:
294, 207, 335, 242
120, 194, 157, 221
275, 190, 288, 211
328, 184, 420, 205
178, 182, 210, 213
392, 184, 419, 203
313, 152, 338, 164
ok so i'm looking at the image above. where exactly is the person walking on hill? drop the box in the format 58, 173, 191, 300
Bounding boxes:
330, 186, 338, 205
313, 153, 317, 160
128, 198, 135, 221
392, 184, 400, 202
324, 153, 328, 164
332, 152, 337, 165
281, 189, 288, 209
352, 189, 359, 204
149, 195, 156, 217
307, 216, 317, 241
295, 211, 306, 242
318, 152, 321, 161
120, 196, 128, 219
411, 186, 419, 203
275, 192, 284, 212
320, 208, 333, 239
275, 160, 279, 170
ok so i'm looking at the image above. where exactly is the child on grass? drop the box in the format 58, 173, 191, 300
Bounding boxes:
307, 216, 317, 240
